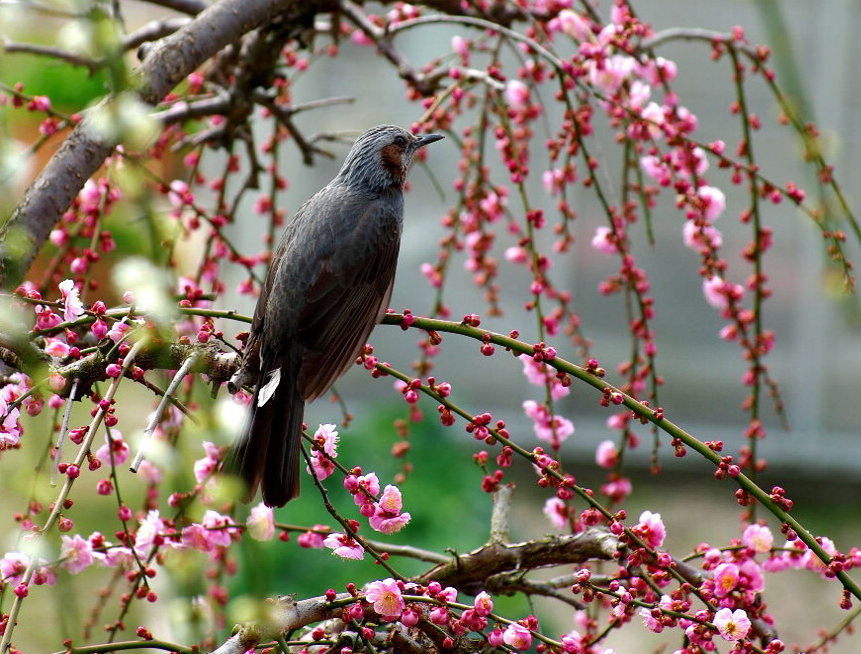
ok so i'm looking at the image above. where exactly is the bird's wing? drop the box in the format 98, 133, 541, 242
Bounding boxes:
296, 197, 402, 401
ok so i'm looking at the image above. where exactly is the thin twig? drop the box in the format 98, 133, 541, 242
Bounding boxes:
129, 351, 198, 472
51, 377, 80, 487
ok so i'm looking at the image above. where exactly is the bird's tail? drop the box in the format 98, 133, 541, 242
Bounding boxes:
227, 343, 304, 507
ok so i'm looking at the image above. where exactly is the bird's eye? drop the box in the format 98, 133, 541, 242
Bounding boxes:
394, 135, 408, 147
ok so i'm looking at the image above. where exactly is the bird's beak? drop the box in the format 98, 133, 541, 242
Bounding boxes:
413, 133, 444, 149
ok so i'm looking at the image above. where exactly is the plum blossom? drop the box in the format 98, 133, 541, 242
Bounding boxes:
58, 279, 84, 323
595, 440, 619, 468
60, 534, 94, 574
307, 423, 339, 480
523, 400, 574, 447
639, 607, 663, 633
520, 354, 569, 400
502, 623, 533, 651
697, 185, 726, 221
505, 80, 530, 110
550, 9, 592, 41
182, 510, 235, 553
702, 276, 744, 311
634, 510, 666, 548
587, 55, 636, 94
95, 429, 129, 466
323, 532, 364, 560
369, 485, 411, 534
640, 155, 669, 183
134, 510, 166, 557
712, 562, 739, 597
742, 523, 774, 553
0, 388, 23, 447
247, 503, 275, 541
43, 337, 70, 359
803, 536, 837, 577
352, 471, 380, 506
543, 497, 568, 529
364, 578, 404, 619
298, 529, 326, 549
1, 552, 30, 585
473, 591, 493, 616
591, 226, 618, 255
713, 607, 751, 641
193, 441, 223, 483
682, 221, 723, 251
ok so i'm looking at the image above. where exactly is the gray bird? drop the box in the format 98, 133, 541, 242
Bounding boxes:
227, 125, 443, 507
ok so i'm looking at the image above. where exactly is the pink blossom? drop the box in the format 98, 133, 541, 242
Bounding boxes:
193, 441, 222, 482
591, 226, 617, 255
697, 185, 726, 221
702, 276, 742, 310
505, 80, 530, 110
137, 459, 163, 484
58, 279, 84, 323
167, 180, 193, 207
522, 400, 574, 447
640, 155, 669, 183
713, 607, 751, 641
742, 523, 774, 553
451, 35, 469, 59
95, 429, 129, 466
505, 246, 528, 264
587, 55, 636, 94
803, 536, 837, 577
103, 547, 135, 567
519, 354, 569, 400
595, 440, 619, 468
107, 321, 131, 343
364, 578, 404, 619
323, 532, 364, 560
600, 477, 632, 501
739, 559, 765, 593
543, 497, 567, 529
551, 10, 592, 41
0, 394, 22, 447
502, 623, 533, 651
353, 472, 380, 506
682, 221, 723, 250
473, 591, 493, 616
0, 552, 30, 585
638, 101, 664, 138
640, 56, 678, 85
43, 337, 70, 359
639, 607, 663, 633
437, 586, 458, 602
201, 510, 235, 548
134, 510, 165, 557
369, 485, 411, 534
297, 528, 326, 549
313, 423, 339, 456
247, 503, 275, 541
60, 534, 94, 574
350, 28, 374, 46
712, 562, 739, 597
634, 510, 666, 548
308, 451, 335, 480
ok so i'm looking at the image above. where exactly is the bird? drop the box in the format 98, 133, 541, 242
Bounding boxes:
227, 125, 443, 507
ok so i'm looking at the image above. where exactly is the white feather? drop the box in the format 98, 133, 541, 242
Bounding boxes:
257, 368, 281, 407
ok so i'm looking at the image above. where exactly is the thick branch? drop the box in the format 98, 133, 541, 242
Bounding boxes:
418, 528, 619, 593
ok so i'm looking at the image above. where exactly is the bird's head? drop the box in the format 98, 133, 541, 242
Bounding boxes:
337, 125, 444, 192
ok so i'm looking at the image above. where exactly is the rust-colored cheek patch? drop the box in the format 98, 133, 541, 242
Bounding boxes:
380, 144, 405, 179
